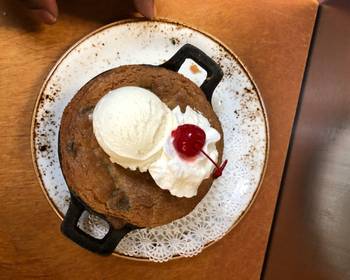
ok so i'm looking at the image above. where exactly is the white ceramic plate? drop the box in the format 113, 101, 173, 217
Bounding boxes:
31, 19, 269, 262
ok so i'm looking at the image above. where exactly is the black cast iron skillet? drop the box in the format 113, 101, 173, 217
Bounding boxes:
60, 44, 223, 255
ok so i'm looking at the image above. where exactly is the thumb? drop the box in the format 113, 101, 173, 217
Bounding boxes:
133, 0, 155, 19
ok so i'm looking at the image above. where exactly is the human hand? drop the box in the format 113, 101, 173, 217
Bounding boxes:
19, 0, 155, 24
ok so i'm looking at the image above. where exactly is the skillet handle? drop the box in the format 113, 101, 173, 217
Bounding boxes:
61, 195, 133, 255
160, 43, 223, 102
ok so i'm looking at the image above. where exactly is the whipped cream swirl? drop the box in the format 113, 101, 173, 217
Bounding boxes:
149, 106, 220, 198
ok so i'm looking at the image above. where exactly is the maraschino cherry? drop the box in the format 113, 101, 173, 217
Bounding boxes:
171, 124, 228, 178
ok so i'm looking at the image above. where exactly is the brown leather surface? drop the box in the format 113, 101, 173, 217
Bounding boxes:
264, 1, 350, 279
0, 0, 317, 279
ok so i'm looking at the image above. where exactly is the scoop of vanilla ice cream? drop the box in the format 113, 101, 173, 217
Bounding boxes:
92, 86, 176, 172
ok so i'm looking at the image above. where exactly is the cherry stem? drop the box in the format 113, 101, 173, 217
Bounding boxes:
200, 149, 228, 178
200, 149, 220, 169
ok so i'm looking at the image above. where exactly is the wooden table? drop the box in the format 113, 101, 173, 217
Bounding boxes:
0, 0, 317, 279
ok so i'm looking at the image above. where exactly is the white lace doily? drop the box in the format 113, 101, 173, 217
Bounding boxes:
32, 19, 268, 262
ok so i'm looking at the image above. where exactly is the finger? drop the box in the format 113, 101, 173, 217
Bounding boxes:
20, 0, 58, 24
30, 8, 57, 24
133, 0, 155, 19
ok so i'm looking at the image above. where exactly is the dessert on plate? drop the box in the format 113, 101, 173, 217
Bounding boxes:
60, 65, 226, 229
58, 44, 226, 254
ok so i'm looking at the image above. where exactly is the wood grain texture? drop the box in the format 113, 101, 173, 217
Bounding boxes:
0, 0, 317, 279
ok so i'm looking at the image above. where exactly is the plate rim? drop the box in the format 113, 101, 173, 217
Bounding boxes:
30, 17, 270, 261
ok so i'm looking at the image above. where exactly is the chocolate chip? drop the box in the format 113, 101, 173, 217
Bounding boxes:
107, 189, 130, 211
79, 105, 94, 115
117, 195, 130, 211
66, 141, 77, 157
